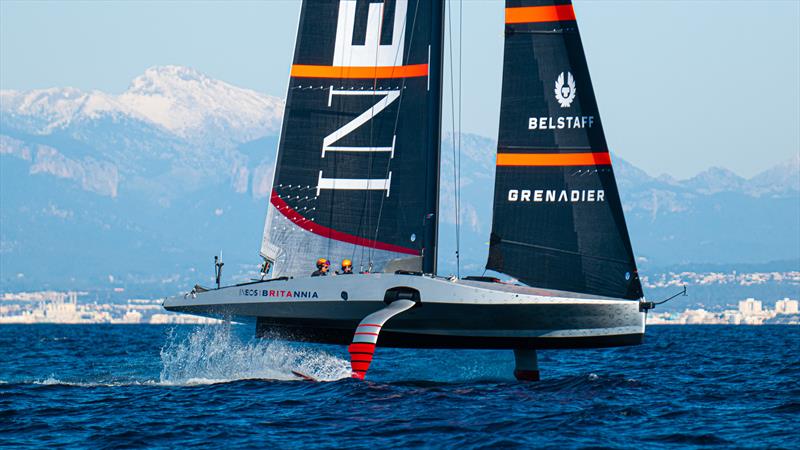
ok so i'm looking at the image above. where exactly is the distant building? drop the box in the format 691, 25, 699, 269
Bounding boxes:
115, 310, 143, 324
646, 295, 799, 325
684, 309, 712, 324
739, 298, 762, 315
775, 298, 799, 315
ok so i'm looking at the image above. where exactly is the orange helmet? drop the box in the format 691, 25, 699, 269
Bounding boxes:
342, 259, 352, 268
316, 258, 330, 268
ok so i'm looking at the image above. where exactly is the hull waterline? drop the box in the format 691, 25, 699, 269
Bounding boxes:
163, 273, 646, 350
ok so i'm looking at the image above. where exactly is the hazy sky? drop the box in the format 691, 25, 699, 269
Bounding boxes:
1, 0, 798, 179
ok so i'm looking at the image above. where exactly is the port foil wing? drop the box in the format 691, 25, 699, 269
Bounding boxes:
349, 299, 416, 379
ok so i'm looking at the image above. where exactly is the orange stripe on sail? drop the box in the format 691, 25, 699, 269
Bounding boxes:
505, 5, 576, 24
496, 152, 611, 167
290, 64, 428, 79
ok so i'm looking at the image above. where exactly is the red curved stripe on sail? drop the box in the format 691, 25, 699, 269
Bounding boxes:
270, 190, 420, 256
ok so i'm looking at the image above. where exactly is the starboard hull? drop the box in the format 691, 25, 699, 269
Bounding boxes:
163, 273, 645, 349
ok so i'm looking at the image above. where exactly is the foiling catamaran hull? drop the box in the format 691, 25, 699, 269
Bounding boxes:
163, 273, 645, 349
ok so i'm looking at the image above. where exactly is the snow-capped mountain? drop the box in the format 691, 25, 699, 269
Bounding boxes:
749, 154, 800, 196
119, 66, 283, 144
1, 65, 284, 146
1, 87, 124, 133
1, 65, 285, 208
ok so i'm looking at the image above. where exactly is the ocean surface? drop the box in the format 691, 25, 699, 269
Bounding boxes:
1, 324, 798, 449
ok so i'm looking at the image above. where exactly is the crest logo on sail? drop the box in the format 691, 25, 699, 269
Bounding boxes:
554, 72, 576, 108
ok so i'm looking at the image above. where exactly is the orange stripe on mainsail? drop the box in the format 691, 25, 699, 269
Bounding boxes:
291, 64, 428, 79
496, 152, 611, 167
505, 5, 576, 24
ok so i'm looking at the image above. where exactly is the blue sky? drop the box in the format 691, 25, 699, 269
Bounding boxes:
1, 0, 798, 179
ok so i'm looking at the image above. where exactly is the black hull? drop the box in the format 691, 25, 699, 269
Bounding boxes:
256, 317, 644, 350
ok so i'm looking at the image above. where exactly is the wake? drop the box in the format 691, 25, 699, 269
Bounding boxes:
158, 323, 351, 384
20, 325, 351, 387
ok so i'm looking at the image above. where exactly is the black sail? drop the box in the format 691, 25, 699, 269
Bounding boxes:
261, 0, 444, 277
487, 0, 643, 300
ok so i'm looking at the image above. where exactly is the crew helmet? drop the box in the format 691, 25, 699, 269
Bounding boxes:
342, 259, 352, 268
316, 258, 330, 269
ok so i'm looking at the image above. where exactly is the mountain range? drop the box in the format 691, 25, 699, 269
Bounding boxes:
1, 66, 798, 296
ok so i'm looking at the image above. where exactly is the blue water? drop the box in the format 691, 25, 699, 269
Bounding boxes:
1, 325, 798, 449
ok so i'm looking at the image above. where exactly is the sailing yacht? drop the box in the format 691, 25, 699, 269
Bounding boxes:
164, 0, 648, 381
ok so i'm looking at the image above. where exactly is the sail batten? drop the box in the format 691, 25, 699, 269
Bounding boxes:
488, 0, 643, 300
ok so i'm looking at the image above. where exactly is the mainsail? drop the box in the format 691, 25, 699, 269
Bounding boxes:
487, 0, 643, 300
262, 0, 445, 277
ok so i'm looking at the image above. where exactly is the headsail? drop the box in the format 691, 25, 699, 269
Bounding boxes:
262, 0, 445, 277
487, 0, 643, 300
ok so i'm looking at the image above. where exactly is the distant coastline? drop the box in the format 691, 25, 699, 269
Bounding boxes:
0, 291, 221, 325
1, 290, 797, 326
647, 297, 799, 325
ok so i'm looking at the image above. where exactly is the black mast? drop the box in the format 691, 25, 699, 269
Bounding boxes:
422, 0, 446, 275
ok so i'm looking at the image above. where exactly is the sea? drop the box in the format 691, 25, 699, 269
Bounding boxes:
1, 324, 797, 449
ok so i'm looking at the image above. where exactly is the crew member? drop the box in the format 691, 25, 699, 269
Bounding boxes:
311, 258, 330, 277
260, 259, 271, 280
339, 259, 353, 275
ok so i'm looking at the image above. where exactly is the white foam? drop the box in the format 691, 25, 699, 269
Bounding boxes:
29, 377, 229, 387
21, 325, 350, 387
158, 324, 351, 384
32, 377, 157, 387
